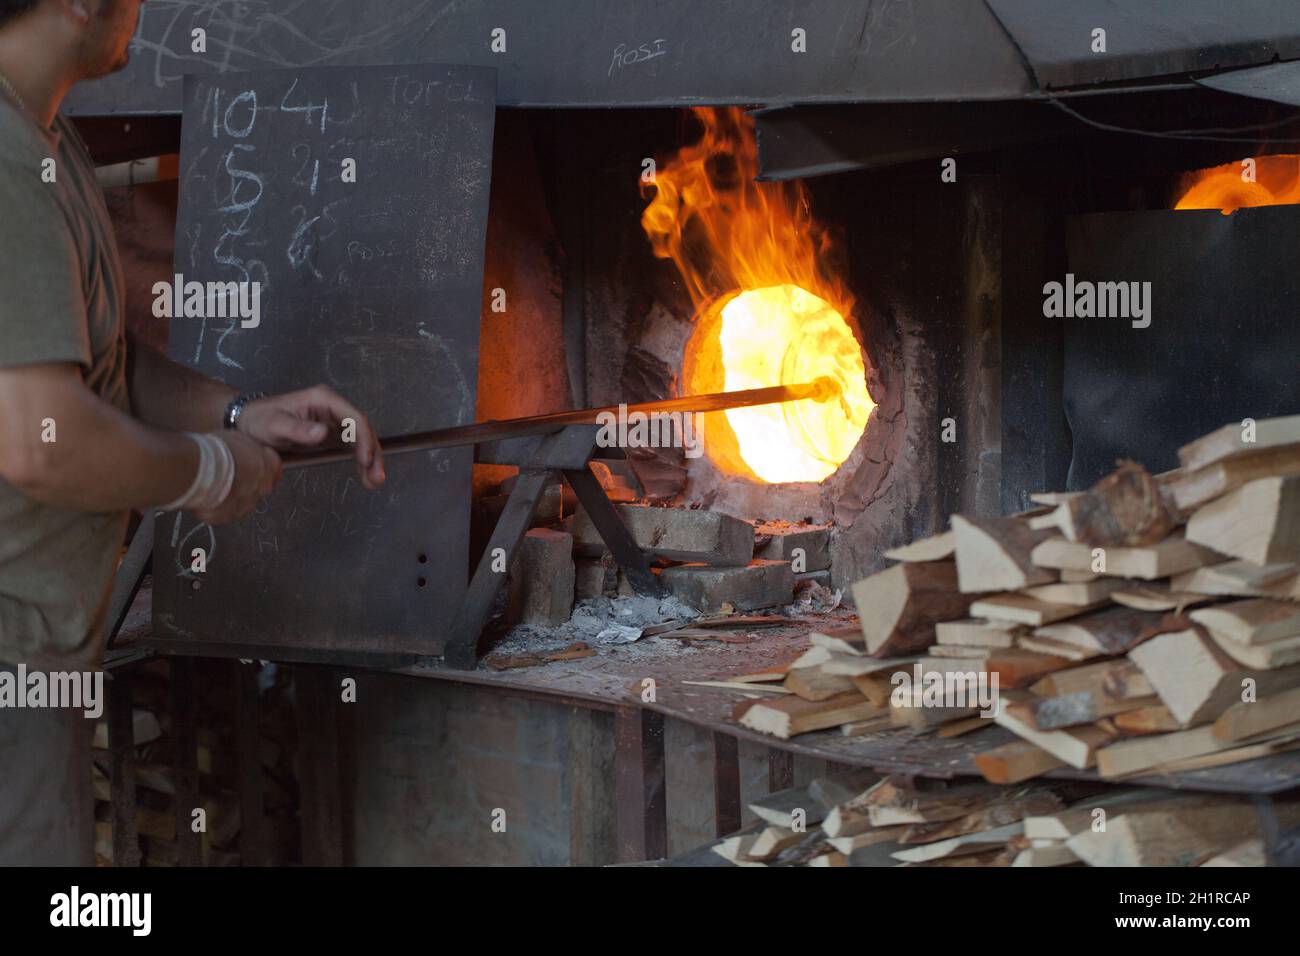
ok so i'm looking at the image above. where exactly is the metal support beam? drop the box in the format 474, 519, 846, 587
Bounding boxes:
614, 707, 667, 863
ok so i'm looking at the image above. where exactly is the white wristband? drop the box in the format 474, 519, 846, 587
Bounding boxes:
160, 433, 236, 513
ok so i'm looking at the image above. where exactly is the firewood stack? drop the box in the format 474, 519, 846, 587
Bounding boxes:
725, 414, 1300, 866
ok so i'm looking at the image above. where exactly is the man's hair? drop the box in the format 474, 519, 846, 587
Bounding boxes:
0, 1, 39, 29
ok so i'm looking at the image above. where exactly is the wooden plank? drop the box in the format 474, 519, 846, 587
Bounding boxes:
295, 666, 345, 866
1167, 443, 1300, 511
614, 707, 667, 862
951, 514, 1054, 593
740, 692, 881, 739
1031, 605, 1163, 655
851, 561, 974, 655
974, 740, 1064, 785
1031, 535, 1222, 580
1190, 599, 1300, 645
1178, 415, 1300, 472
1186, 475, 1300, 564
107, 670, 142, 868
712, 732, 742, 838
169, 657, 202, 867
1172, 560, 1300, 601
234, 661, 269, 867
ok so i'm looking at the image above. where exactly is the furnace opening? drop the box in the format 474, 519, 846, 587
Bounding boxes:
682, 284, 871, 483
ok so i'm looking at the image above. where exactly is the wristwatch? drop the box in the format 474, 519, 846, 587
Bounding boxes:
223, 392, 266, 431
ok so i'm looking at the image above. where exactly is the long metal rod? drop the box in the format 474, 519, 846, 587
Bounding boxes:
282, 376, 839, 470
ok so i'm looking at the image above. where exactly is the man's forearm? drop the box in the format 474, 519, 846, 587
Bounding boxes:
0, 364, 198, 512
126, 331, 237, 433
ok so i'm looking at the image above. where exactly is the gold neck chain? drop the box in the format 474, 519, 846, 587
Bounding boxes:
0, 69, 29, 114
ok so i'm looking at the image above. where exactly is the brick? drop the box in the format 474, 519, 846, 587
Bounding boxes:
574, 559, 609, 600
507, 529, 575, 626
755, 521, 832, 572
660, 560, 794, 612
568, 505, 753, 566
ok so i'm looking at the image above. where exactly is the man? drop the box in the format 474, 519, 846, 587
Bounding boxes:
0, 0, 385, 864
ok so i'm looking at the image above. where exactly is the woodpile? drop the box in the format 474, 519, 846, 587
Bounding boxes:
727, 415, 1300, 866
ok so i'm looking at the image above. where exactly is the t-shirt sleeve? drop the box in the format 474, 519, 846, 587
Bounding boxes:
0, 159, 92, 370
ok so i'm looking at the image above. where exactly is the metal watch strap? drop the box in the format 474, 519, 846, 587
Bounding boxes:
223, 391, 266, 431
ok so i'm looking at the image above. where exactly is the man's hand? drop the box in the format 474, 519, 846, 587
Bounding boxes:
191, 432, 283, 525
236, 385, 385, 490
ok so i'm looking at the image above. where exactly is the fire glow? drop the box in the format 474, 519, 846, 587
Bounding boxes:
641, 107, 872, 484
1174, 154, 1300, 215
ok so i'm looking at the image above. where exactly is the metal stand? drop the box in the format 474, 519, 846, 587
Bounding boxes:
104, 423, 663, 669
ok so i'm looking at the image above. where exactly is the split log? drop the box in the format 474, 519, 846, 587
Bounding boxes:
1190, 598, 1300, 645
1172, 560, 1300, 601
1212, 686, 1300, 742
738, 691, 881, 740
951, 514, 1055, 593
1045, 460, 1178, 547
1186, 475, 1300, 565
973, 740, 1065, 784
1031, 534, 1223, 580
1030, 605, 1164, 656
1167, 443, 1300, 511
970, 593, 1103, 627
1177, 415, 1300, 472
850, 561, 975, 656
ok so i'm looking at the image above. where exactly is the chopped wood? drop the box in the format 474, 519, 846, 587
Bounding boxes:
1112, 705, 1181, 734
1023, 789, 1166, 840
1177, 415, 1300, 472
745, 826, 804, 861
1030, 605, 1164, 655
1046, 461, 1178, 547
711, 833, 765, 866
883, 530, 955, 562
1167, 443, 1300, 511
1016, 634, 1098, 662
681, 680, 794, 694
973, 740, 1066, 784
727, 664, 792, 683
1111, 583, 1216, 613
936, 619, 1021, 647
951, 514, 1055, 593
783, 666, 858, 701
823, 654, 920, 678
891, 822, 1024, 863
1061, 568, 1102, 583
1172, 560, 1300, 601
1031, 534, 1222, 580
851, 560, 975, 656
920, 649, 1071, 689
809, 625, 868, 656
822, 804, 875, 838
1006, 691, 1160, 731
738, 691, 881, 739
1212, 685, 1300, 741
970, 592, 1104, 627
898, 789, 1065, 844
1096, 720, 1300, 778
1205, 629, 1300, 669
993, 697, 1114, 768
851, 673, 896, 708
809, 769, 879, 811
840, 715, 891, 736
1129, 627, 1300, 726
790, 645, 832, 669
890, 701, 980, 731
806, 851, 848, 867
927, 644, 994, 660
1149, 733, 1300, 775
1030, 657, 1149, 700
826, 828, 906, 854
1190, 599, 1300, 645
1186, 475, 1300, 564
1066, 794, 1300, 866
857, 779, 1009, 824
1021, 577, 1130, 606
748, 787, 825, 828
1011, 842, 1080, 867
1201, 838, 1266, 867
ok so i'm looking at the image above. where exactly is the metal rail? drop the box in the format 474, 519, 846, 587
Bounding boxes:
282, 376, 841, 469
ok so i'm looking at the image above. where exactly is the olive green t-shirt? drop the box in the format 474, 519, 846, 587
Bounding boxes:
0, 94, 130, 670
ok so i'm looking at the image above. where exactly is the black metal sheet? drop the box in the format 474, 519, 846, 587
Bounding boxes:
153, 62, 495, 658
988, 0, 1300, 90
1063, 205, 1300, 488
65, 0, 1031, 115
1196, 59, 1300, 107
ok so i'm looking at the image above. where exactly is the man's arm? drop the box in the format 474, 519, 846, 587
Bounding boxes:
0, 363, 278, 521
126, 330, 236, 433
125, 332, 385, 490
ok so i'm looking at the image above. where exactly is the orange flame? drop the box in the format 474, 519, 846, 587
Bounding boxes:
641, 108, 872, 484
1175, 154, 1300, 215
